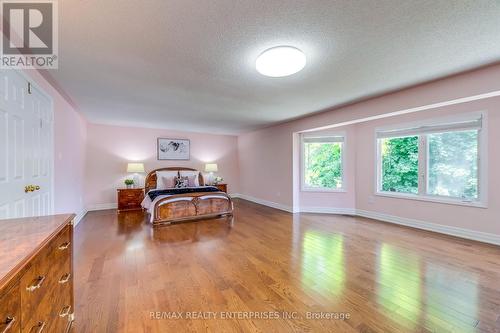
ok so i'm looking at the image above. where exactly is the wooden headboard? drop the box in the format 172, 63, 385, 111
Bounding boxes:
144, 167, 205, 193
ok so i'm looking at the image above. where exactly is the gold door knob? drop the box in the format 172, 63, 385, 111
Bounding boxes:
24, 185, 40, 193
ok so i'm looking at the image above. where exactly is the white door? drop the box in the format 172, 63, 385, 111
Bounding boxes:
0, 70, 54, 219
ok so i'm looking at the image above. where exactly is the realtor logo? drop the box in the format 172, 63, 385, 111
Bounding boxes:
1, 0, 58, 68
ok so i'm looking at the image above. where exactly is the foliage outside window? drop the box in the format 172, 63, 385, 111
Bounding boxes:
377, 117, 482, 203
427, 130, 478, 199
380, 136, 419, 194
303, 137, 344, 190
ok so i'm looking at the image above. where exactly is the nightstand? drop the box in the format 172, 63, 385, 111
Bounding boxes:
214, 183, 227, 193
117, 188, 144, 212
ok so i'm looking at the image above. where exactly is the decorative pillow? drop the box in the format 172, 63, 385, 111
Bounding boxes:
160, 176, 176, 189
180, 171, 200, 186
186, 175, 199, 187
156, 171, 179, 190
174, 176, 189, 188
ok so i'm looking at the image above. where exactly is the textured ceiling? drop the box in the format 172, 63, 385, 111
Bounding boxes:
50, 0, 500, 134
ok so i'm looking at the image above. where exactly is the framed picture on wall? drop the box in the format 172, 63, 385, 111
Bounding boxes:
157, 138, 190, 160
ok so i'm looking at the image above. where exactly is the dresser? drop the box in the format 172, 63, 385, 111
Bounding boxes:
0, 214, 75, 333
117, 188, 145, 212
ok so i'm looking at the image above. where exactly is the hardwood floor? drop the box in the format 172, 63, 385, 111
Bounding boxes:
73, 199, 500, 333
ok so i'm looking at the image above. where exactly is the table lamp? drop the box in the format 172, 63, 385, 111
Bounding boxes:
127, 163, 145, 187
204, 163, 218, 185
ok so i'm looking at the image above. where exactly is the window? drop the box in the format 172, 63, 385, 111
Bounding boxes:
302, 136, 344, 191
376, 115, 484, 204
380, 136, 419, 194
427, 130, 478, 199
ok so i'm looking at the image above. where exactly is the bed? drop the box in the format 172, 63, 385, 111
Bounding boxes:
141, 167, 233, 226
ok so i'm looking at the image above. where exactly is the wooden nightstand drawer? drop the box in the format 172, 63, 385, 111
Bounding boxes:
214, 184, 227, 193
117, 188, 144, 212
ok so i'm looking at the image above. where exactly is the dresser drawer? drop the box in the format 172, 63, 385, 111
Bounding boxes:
48, 282, 72, 333
0, 284, 20, 333
20, 226, 72, 332
51, 226, 71, 264
20, 249, 53, 320
22, 310, 52, 333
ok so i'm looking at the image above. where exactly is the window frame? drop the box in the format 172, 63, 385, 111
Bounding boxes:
375, 112, 487, 208
301, 133, 346, 193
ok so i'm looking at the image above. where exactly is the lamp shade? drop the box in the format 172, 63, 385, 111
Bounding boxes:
204, 163, 218, 172
127, 163, 145, 173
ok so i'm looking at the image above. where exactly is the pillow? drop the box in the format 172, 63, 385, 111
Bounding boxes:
174, 176, 189, 188
160, 176, 176, 189
179, 171, 200, 186
155, 171, 179, 190
186, 175, 199, 187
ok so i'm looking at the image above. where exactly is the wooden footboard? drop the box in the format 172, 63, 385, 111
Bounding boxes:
152, 192, 233, 226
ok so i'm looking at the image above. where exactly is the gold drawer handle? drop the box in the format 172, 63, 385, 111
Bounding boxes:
33, 321, 46, 333
59, 305, 71, 318
58, 242, 70, 250
0, 317, 15, 333
59, 273, 71, 284
26, 275, 46, 292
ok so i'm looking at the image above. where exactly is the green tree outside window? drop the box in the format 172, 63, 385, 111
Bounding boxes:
304, 142, 343, 188
381, 136, 419, 194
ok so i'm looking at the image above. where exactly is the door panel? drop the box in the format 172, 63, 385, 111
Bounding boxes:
0, 110, 7, 183
0, 204, 8, 219
0, 70, 53, 219
30, 87, 52, 217
14, 199, 24, 217
12, 115, 24, 180
32, 194, 40, 216
42, 192, 50, 216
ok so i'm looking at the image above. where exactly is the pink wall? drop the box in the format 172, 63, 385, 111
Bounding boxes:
238, 64, 500, 236
85, 123, 239, 207
26, 70, 87, 216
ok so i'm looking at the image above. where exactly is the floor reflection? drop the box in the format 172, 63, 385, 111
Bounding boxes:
294, 214, 483, 332
300, 230, 345, 296
377, 244, 422, 330
376, 244, 480, 332
116, 210, 145, 234
424, 263, 478, 332
150, 216, 233, 244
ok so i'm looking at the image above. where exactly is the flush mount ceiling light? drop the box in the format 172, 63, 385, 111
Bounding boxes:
256, 46, 306, 77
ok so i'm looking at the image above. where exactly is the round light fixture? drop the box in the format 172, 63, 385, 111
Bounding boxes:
256, 46, 306, 77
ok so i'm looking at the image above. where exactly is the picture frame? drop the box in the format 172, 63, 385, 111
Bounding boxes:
157, 138, 190, 160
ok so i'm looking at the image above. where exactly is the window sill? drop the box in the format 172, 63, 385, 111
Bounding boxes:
301, 187, 347, 193
375, 191, 487, 208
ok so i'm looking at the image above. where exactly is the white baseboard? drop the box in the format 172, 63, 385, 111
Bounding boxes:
356, 209, 500, 246
86, 203, 118, 211
234, 194, 500, 246
233, 193, 293, 213
73, 208, 88, 226
300, 206, 356, 215
72, 203, 118, 227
